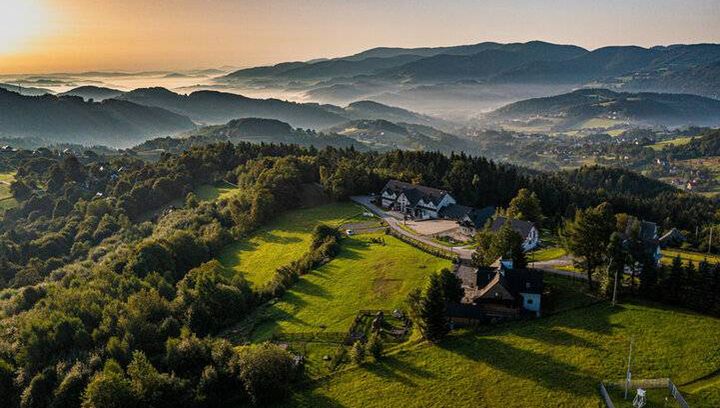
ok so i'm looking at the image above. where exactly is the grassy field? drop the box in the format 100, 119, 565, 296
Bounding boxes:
281, 281, 720, 408
576, 117, 625, 130
249, 232, 452, 340
649, 136, 695, 151
0, 172, 17, 213
217, 202, 365, 288
661, 248, 720, 266
529, 246, 567, 262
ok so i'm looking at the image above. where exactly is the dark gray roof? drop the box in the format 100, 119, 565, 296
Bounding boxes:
500, 268, 544, 296
659, 228, 685, 247
639, 221, 658, 242
381, 180, 450, 206
440, 204, 494, 228
490, 216, 536, 239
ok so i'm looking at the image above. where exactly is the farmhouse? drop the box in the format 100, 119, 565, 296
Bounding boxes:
490, 216, 540, 251
380, 180, 456, 219
449, 259, 544, 326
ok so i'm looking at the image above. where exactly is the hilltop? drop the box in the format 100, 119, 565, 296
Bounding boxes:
59, 85, 124, 101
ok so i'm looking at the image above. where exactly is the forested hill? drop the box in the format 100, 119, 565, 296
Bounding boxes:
0, 142, 715, 406
662, 129, 720, 159
488, 88, 720, 128
117, 87, 348, 129
134, 118, 362, 154
0, 89, 196, 146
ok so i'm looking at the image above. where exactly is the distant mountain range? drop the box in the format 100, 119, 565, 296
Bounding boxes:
218, 41, 720, 113
0, 84, 452, 147
0, 89, 195, 146
487, 88, 720, 130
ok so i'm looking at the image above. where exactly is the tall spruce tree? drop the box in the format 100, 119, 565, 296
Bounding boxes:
562, 202, 616, 289
417, 272, 449, 342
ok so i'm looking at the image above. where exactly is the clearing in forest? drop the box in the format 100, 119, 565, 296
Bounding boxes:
217, 202, 366, 287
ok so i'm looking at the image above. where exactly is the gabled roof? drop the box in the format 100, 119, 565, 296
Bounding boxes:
440, 204, 494, 228
381, 180, 450, 206
490, 216, 536, 239
499, 268, 544, 296
659, 228, 685, 246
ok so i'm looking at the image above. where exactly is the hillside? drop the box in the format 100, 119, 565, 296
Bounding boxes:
487, 88, 720, 130
117, 87, 349, 128
134, 117, 362, 154
59, 85, 125, 101
0, 83, 53, 96
326, 119, 478, 153
0, 89, 196, 146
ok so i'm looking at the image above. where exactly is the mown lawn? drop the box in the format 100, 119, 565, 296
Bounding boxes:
648, 136, 695, 151
249, 232, 453, 341
529, 246, 567, 262
662, 248, 720, 265
0, 171, 17, 213
217, 202, 364, 288
281, 281, 720, 407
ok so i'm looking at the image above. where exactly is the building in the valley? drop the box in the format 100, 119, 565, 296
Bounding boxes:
448, 259, 544, 326
379, 180, 456, 219
490, 216, 540, 251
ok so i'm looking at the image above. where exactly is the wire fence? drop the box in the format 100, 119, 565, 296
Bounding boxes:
600, 378, 689, 408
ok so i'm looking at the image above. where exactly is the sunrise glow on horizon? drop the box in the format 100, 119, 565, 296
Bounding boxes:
1, 0, 719, 74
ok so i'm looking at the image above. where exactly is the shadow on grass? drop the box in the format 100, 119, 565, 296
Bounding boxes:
440, 334, 597, 397
293, 278, 333, 299
356, 354, 436, 388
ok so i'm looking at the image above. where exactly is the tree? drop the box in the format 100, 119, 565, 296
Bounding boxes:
506, 188, 543, 225
366, 333, 383, 360
472, 223, 527, 269
417, 272, 448, 342
236, 343, 296, 405
127, 351, 190, 407
350, 340, 366, 365
82, 360, 137, 408
438, 268, 464, 303
603, 232, 626, 298
562, 203, 616, 289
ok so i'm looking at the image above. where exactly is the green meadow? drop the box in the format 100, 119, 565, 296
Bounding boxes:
281, 286, 720, 407
662, 248, 720, 266
248, 232, 453, 341
0, 171, 17, 213
217, 202, 365, 287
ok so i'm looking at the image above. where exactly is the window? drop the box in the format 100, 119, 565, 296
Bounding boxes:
527, 298, 533, 305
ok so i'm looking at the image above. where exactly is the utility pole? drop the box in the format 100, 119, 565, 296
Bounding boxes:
625, 337, 634, 400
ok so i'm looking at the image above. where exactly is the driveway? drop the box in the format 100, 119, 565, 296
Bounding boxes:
351, 195, 588, 281
351, 195, 475, 260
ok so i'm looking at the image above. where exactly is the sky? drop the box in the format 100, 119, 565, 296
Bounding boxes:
1, 0, 719, 74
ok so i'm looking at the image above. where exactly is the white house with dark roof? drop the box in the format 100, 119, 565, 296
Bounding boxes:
490, 216, 540, 251
380, 180, 456, 219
